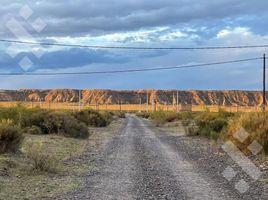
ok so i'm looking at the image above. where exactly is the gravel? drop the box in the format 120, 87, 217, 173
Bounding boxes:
62, 115, 267, 200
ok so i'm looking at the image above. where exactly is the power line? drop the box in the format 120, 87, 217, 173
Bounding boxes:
0, 57, 261, 76
1, 39, 268, 50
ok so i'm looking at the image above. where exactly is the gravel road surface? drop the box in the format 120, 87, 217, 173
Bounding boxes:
64, 115, 267, 200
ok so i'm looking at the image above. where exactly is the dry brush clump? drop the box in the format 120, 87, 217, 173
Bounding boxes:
25, 142, 57, 173
148, 111, 194, 126
225, 112, 268, 154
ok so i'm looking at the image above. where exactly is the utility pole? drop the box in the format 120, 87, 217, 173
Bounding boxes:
78, 89, 81, 111
176, 90, 179, 113
139, 97, 142, 112
263, 54, 266, 112
118, 100, 122, 111
146, 90, 149, 112
166, 102, 168, 111
152, 97, 154, 112
172, 93, 175, 110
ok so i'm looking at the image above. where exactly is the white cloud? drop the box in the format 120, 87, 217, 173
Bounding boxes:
159, 30, 187, 41
45, 26, 187, 46
216, 27, 251, 39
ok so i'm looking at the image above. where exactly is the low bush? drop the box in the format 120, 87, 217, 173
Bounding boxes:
99, 111, 114, 123
195, 110, 234, 141
0, 123, 23, 154
42, 111, 89, 138
26, 142, 57, 173
23, 110, 90, 139
72, 110, 110, 127
149, 111, 176, 126
63, 117, 89, 139
21, 109, 50, 130
136, 112, 150, 119
149, 111, 194, 126
112, 111, 126, 118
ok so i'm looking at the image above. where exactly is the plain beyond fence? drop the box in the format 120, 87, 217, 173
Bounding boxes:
0, 101, 264, 113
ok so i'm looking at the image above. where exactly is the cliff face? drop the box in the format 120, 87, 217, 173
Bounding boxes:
0, 89, 265, 106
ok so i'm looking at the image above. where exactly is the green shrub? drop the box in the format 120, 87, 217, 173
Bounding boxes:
21, 109, 50, 132
99, 111, 114, 123
0, 105, 29, 127
210, 131, 220, 141
72, 110, 109, 127
149, 111, 195, 125
63, 118, 89, 139
195, 110, 234, 140
136, 112, 150, 119
178, 112, 195, 120
0, 124, 23, 154
42, 111, 89, 138
149, 111, 174, 125
23, 110, 89, 139
112, 111, 126, 118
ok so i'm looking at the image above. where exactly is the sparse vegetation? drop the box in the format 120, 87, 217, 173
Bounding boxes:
144, 109, 268, 155
141, 110, 233, 141
139, 111, 194, 126
0, 133, 92, 199
26, 142, 57, 173
225, 112, 268, 154
0, 104, 122, 199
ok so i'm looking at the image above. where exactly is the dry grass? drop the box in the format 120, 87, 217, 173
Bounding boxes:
0, 134, 92, 199
225, 112, 268, 155
25, 142, 58, 173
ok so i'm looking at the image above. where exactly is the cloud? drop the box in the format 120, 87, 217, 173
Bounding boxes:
0, 0, 268, 37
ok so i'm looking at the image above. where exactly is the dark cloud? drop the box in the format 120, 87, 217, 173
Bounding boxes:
0, 0, 268, 37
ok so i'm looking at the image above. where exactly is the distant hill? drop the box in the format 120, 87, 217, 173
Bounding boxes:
0, 89, 265, 106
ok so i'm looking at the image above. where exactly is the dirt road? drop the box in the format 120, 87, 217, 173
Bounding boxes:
64, 115, 266, 200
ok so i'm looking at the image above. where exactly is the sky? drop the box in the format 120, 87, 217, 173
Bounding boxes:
0, 0, 268, 90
